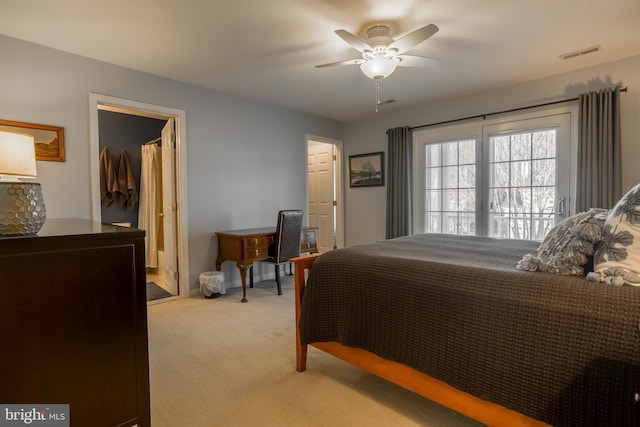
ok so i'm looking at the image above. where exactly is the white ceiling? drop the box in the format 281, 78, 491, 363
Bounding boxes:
1, 0, 639, 122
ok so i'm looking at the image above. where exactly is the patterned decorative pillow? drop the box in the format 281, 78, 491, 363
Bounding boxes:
587, 183, 640, 286
517, 208, 607, 276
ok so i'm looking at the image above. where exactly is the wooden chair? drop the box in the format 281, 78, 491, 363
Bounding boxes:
255, 210, 303, 295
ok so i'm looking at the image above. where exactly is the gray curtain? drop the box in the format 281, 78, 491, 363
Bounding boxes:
576, 86, 622, 211
386, 126, 412, 238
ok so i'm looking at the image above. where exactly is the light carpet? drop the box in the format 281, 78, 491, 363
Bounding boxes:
147, 276, 485, 427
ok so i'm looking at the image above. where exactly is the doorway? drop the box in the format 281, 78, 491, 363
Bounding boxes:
306, 136, 344, 251
89, 93, 190, 301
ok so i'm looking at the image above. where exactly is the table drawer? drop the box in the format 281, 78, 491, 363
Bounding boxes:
242, 235, 270, 261
301, 229, 316, 242
300, 240, 316, 252
300, 228, 318, 253
244, 235, 270, 249
244, 246, 268, 261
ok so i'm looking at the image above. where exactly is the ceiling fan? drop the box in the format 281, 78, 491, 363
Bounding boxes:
316, 23, 440, 111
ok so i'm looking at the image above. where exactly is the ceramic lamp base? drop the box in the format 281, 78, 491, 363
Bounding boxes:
0, 182, 46, 236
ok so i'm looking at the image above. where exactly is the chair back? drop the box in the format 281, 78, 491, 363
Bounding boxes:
273, 210, 303, 263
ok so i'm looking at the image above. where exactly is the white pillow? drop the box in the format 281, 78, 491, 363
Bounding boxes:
587, 183, 640, 286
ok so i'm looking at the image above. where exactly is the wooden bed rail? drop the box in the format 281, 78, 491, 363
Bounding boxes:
291, 252, 550, 427
292, 253, 322, 372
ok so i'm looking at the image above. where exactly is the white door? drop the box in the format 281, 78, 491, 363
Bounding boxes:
161, 118, 179, 294
483, 113, 571, 240
308, 141, 335, 252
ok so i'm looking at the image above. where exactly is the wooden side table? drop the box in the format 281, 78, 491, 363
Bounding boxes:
215, 226, 319, 302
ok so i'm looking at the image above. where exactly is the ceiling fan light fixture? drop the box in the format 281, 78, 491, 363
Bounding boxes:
360, 57, 397, 80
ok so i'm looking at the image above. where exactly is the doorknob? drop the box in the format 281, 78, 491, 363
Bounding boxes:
556, 196, 566, 218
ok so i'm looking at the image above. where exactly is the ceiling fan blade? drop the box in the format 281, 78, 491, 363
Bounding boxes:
396, 55, 439, 68
388, 24, 439, 54
335, 29, 372, 53
315, 58, 364, 68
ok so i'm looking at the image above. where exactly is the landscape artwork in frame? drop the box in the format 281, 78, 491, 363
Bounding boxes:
349, 151, 384, 187
0, 119, 65, 162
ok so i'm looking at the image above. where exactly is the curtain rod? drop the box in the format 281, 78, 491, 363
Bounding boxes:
409, 86, 627, 131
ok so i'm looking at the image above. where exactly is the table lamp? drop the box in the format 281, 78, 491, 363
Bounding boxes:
0, 130, 46, 236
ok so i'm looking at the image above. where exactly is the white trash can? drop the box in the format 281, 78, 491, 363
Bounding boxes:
200, 271, 225, 299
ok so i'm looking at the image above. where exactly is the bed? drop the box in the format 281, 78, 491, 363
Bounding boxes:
292, 234, 640, 427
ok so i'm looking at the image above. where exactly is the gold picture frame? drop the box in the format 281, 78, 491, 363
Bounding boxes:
0, 119, 65, 162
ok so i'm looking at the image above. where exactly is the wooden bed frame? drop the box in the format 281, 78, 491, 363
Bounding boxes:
292, 253, 550, 427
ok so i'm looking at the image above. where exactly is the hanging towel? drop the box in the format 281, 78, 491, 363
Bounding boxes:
99, 147, 118, 207
117, 149, 139, 211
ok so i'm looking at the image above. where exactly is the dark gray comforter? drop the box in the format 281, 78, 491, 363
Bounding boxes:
299, 234, 640, 426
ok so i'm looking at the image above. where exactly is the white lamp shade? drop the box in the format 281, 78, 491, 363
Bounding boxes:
360, 58, 398, 80
0, 131, 37, 178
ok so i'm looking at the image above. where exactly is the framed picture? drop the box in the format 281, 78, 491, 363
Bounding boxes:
349, 151, 384, 187
0, 119, 65, 162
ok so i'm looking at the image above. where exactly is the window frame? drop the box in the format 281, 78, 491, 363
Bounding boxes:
412, 105, 578, 239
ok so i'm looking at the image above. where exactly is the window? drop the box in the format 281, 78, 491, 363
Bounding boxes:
413, 109, 575, 240
424, 139, 477, 235
487, 128, 557, 240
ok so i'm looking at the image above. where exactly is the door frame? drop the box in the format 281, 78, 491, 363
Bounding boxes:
305, 134, 344, 250
88, 93, 190, 299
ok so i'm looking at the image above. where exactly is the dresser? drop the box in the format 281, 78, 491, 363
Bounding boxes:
0, 219, 150, 427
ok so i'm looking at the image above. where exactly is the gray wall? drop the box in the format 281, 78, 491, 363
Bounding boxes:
0, 34, 344, 292
342, 54, 640, 246
3, 32, 639, 289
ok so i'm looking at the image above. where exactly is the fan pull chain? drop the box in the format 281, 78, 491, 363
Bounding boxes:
375, 79, 381, 113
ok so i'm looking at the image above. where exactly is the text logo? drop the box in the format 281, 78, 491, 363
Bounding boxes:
0, 405, 69, 426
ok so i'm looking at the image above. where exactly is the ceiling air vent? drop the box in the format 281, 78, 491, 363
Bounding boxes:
559, 45, 601, 60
